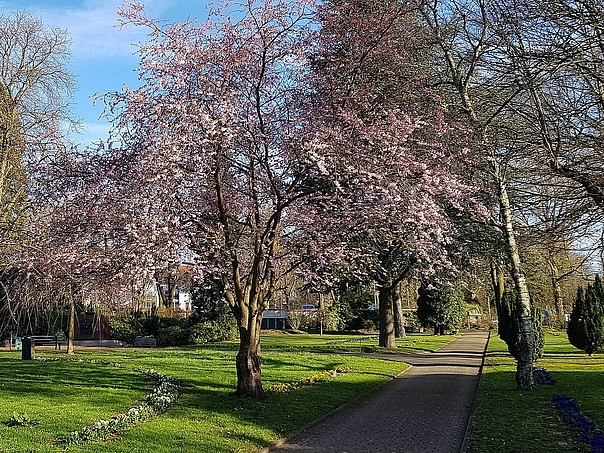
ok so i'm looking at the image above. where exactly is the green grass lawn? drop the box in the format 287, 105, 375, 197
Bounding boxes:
0, 331, 438, 453
201, 331, 455, 354
0, 358, 149, 453
467, 331, 604, 453
7, 330, 596, 453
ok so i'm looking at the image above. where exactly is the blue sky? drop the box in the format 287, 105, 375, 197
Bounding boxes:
0, 0, 211, 147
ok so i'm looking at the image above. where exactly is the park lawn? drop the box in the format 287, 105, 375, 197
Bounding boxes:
0, 357, 149, 453
467, 332, 604, 453
205, 331, 456, 354
0, 333, 418, 453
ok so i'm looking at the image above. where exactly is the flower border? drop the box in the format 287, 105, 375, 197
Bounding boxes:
267, 366, 353, 394
46, 361, 181, 446
552, 394, 604, 453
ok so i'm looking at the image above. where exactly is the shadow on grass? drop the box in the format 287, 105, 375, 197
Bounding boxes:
170, 367, 482, 453
178, 376, 390, 433
0, 359, 148, 399
468, 364, 604, 453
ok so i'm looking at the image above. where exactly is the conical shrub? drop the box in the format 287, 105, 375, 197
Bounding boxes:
567, 280, 604, 356
496, 291, 543, 362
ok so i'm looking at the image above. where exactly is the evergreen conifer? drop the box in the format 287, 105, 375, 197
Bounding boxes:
416, 282, 465, 335
496, 292, 543, 362
567, 279, 604, 356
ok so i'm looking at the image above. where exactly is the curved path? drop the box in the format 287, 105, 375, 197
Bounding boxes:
264, 330, 490, 453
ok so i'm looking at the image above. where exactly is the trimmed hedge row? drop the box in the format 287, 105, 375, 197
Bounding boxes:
108, 314, 237, 346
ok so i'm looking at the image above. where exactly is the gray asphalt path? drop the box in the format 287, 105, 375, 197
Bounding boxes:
264, 330, 490, 453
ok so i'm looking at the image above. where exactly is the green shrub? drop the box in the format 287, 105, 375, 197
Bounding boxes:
156, 325, 189, 346
345, 309, 379, 331
416, 281, 465, 335
567, 279, 604, 355
108, 310, 238, 346
188, 320, 237, 344
330, 282, 376, 331
108, 317, 142, 344
142, 309, 162, 337
496, 292, 543, 362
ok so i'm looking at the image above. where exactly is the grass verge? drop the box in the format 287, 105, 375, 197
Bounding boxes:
467, 332, 604, 453
204, 331, 456, 354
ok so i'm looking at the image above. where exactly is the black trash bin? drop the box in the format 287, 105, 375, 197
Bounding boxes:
21, 337, 35, 360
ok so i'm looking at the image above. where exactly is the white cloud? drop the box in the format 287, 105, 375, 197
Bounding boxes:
0, 0, 178, 60
2, 0, 203, 132
73, 120, 112, 148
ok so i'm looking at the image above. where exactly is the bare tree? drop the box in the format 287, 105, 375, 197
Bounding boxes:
0, 11, 76, 345
0, 10, 75, 255
490, 1, 604, 243
417, 0, 604, 389
416, 0, 536, 389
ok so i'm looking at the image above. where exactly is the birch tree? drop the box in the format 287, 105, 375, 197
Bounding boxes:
416, 0, 536, 389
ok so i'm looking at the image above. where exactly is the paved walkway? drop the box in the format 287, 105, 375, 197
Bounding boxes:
264, 330, 490, 453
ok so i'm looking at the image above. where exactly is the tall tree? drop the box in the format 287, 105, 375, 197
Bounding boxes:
73, 0, 321, 400
302, 0, 485, 348
416, 0, 537, 390
48, 0, 478, 397
0, 11, 74, 240
0, 11, 76, 346
494, 1, 604, 213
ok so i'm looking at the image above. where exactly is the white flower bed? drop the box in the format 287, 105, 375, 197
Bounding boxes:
58, 366, 180, 445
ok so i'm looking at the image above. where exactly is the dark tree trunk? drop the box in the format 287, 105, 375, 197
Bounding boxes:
490, 260, 505, 308
235, 347, 264, 400
155, 281, 167, 308
393, 284, 406, 338
234, 306, 265, 400
166, 277, 177, 309
67, 298, 75, 355
378, 284, 396, 348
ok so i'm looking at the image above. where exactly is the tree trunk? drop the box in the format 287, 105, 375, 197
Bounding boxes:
421, 0, 535, 388
490, 260, 505, 308
378, 284, 396, 348
498, 170, 535, 390
167, 277, 177, 309
155, 281, 166, 308
234, 303, 265, 400
551, 277, 563, 323
547, 259, 564, 323
67, 298, 75, 355
393, 284, 406, 338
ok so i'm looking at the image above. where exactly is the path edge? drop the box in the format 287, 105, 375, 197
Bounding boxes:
256, 360, 414, 453
258, 331, 470, 453
460, 329, 491, 453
